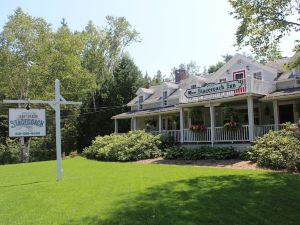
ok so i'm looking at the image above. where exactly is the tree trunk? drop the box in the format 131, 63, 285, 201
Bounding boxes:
19, 137, 26, 162
92, 91, 97, 112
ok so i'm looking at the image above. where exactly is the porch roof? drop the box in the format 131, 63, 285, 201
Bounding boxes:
261, 87, 300, 101
111, 106, 179, 119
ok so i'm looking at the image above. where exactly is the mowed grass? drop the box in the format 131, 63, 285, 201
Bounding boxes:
0, 157, 299, 225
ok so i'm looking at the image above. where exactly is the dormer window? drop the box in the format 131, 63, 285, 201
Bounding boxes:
162, 91, 168, 106
191, 84, 197, 89
138, 96, 143, 110
220, 78, 226, 83
253, 71, 262, 80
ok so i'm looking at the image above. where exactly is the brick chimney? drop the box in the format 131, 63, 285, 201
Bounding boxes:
144, 80, 151, 88
175, 69, 188, 83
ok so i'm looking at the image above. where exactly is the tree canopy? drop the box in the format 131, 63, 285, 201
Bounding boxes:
229, 0, 300, 66
0, 7, 146, 159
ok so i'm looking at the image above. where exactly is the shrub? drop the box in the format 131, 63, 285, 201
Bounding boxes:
83, 130, 162, 161
69, 151, 79, 158
0, 138, 19, 164
248, 129, 300, 171
29, 138, 56, 162
159, 133, 177, 150
29, 148, 56, 162
164, 146, 238, 160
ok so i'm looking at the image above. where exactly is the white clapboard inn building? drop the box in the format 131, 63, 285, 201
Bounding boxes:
112, 53, 300, 145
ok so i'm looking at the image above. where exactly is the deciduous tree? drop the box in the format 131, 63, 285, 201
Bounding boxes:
229, 0, 300, 64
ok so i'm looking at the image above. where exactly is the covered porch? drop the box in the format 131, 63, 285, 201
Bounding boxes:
113, 95, 299, 144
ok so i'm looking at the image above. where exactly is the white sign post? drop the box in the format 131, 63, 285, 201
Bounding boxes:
3, 80, 82, 181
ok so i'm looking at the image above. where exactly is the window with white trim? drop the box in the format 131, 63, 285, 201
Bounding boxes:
253, 71, 262, 80
191, 84, 196, 89
295, 69, 300, 84
162, 91, 168, 106
138, 96, 143, 110
219, 78, 226, 83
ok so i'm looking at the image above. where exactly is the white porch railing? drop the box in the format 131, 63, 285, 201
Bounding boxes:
148, 124, 288, 143
183, 128, 211, 142
214, 125, 249, 142
254, 124, 275, 137
150, 130, 181, 142
254, 124, 288, 137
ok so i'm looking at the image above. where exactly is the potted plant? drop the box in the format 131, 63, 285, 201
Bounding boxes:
223, 121, 240, 130
190, 123, 208, 132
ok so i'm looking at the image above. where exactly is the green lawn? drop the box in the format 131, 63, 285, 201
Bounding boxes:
0, 157, 299, 225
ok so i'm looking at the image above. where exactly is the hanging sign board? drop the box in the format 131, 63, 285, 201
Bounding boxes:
184, 80, 243, 98
9, 108, 46, 137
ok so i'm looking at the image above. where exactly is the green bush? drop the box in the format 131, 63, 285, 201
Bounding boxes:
0, 138, 19, 164
29, 137, 56, 162
159, 133, 177, 150
164, 146, 238, 160
248, 129, 300, 171
83, 130, 162, 161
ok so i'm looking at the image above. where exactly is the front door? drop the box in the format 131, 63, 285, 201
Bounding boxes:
279, 104, 294, 124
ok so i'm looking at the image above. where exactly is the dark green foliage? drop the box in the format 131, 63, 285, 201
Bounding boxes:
0, 114, 8, 143
248, 128, 300, 171
223, 106, 239, 122
29, 138, 56, 162
77, 55, 147, 150
164, 146, 238, 160
188, 107, 203, 124
0, 139, 19, 164
83, 130, 162, 161
159, 133, 177, 150
29, 149, 56, 162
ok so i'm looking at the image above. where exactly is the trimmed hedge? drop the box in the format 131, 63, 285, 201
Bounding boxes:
164, 146, 238, 160
83, 130, 162, 161
248, 128, 300, 171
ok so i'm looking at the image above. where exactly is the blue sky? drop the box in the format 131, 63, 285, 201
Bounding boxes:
1, 0, 298, 76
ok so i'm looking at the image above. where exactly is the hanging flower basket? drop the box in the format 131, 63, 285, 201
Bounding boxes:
190, 124, 207, 132
223, 121, 240, 130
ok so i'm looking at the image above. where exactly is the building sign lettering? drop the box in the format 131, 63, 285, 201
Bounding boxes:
184, 80, 243, 98
9, 108, 46, 137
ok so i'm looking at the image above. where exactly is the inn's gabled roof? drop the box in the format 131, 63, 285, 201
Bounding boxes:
261, 87, 300, 100
269, 52, 300, 81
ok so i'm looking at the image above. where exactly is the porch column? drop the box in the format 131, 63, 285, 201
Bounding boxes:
209, 104, 215, 147
133, 117, 137, 130
273, 100, 279, 130
114, 119, 118, 134
158, 114, 162, 133
180, 107, 184, 143
247, 96, 254, 141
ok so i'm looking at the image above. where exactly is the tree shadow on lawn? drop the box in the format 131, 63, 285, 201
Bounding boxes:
64, 173, 300, 225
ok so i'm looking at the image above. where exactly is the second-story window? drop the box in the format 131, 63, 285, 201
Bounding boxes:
138, 96, 143, 110
162, 91, 168, 106
191, 84, 196, 89
253, 71, 262, 80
